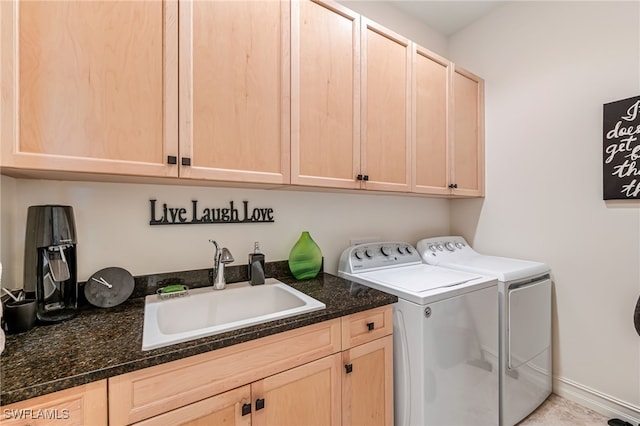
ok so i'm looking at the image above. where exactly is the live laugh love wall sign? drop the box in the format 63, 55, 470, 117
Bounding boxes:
603, 95, 640, 199
149, 199, 275, 225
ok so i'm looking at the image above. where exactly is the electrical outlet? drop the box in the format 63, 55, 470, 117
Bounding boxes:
349, 237, 381, 246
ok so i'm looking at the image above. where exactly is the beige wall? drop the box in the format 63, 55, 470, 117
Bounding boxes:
448, 1, 640, 421
338, 0, 448, 57
0, 176, 449, 288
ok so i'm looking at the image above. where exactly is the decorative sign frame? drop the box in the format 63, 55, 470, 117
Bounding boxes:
603, 95, 640, 199
149, 200, 274, 225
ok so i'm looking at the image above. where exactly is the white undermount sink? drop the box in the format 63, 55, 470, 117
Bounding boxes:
142, 278, 326, 350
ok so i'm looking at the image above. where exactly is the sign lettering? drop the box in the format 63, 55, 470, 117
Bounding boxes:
603, 95, 640, 199
149, 200, 275, 225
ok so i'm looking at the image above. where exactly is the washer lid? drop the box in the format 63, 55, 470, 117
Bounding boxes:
358, 264, 482, 295
438, 255, 549, 283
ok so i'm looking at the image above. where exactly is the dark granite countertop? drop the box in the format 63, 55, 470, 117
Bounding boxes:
0, 271, 396, 405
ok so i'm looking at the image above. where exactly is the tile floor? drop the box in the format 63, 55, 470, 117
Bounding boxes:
518, 394, 613, 425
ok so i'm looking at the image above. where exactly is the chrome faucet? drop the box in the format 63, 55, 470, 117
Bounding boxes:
209, 240, 234, 290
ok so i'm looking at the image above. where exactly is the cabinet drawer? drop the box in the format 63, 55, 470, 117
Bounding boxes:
132, 385, 251, 426
1, 380, 107, 426
341, 305, 393, 349
109, 319, 341, 425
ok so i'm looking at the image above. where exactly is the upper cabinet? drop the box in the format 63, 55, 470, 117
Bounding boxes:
0, 0, 178, 177
291, 3, 411, 193
1, 0, 484, 197
412, 45, 451, 195
291, 0, 360, 189
451, 65, 485, 196
360, 19, 411, 192
178, 0, 290, 184
412, 45, 485, 197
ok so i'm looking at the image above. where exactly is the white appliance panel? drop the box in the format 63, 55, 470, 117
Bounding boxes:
508, 278, 552, 369
359, 264, 481, 293
440, 256, 549, 283
338, 242, 499, 426
417, 236, 550, 282
416, 236, 552, 426
394, 290, 498, 426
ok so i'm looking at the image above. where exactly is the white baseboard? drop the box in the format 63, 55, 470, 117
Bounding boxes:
554, 375, 640, 425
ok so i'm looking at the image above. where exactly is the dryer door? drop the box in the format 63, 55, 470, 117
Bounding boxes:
507, 278, 551, 369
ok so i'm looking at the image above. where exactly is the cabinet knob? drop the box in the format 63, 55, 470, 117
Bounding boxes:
367, 322, 375, 331
181, 157, 191, 166
356, 174, 363, 181
167, 156, 177, 165
448, 183, 458, 189
345, 364, 353, 374
363, 175, 369, 181
255, 398, 265, 411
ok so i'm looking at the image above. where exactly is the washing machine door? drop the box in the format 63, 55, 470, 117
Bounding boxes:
507, 277, 551, 369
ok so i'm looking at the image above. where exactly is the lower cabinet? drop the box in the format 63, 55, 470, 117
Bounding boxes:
0, 306, 392, 426
0, 380, 107, 426
135, 354, 342, 426
253, 353, 342, 426
342, 335, 394, 426
112, 305, 393, 425
341, 307, 394, 426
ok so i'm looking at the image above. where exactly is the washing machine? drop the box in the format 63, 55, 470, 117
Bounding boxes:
417, 236, 552, 426
338, 242, 499, 426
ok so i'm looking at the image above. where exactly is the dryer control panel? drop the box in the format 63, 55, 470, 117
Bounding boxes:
416, 236, 477, 264
338, 242, 422, 273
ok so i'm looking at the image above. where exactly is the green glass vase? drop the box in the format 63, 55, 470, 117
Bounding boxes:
288, 231, 322, 280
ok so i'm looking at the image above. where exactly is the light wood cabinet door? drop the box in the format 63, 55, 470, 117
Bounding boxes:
361, 18, 411, 192
291, 0, 361, 189
412, 45, 451, 195
0, 380, 107, 426
133, 385, 251, 426
108, 319, 341, 425
451, 65, 485, 197
179, 0, 290, 184
0, 0, 178, 178
252, 353, 342, 426
342, 335, 394, 426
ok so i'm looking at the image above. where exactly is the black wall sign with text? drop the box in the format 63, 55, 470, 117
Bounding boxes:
603, 95, 640, 200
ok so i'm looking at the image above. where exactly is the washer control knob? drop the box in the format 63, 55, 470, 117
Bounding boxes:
354, 250, 364, 260
380, 246, 392, 256
405, 246, 413, 254
436, 244, 444, 251
444, 242, 455, 251
455, 242, 464, 249
429, 244, 437, 253
364, 249, 373, 258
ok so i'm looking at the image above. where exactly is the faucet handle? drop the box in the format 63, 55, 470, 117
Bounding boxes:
220, 248, 234, 264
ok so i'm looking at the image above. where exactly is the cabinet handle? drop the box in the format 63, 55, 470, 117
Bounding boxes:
255, 398, 265, 411
167, 156, 177, 165
367, 322, 375, 331
181, 157, 191, 166
345, 364, 353, 374
448, 183, 458, 189
242, 403, 252, 416
356, 174, 363, 181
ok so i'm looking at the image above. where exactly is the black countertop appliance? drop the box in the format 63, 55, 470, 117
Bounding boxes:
23, 205, 78, 323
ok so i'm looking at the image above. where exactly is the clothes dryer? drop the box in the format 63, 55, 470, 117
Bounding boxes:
417, 236, 552, 426
339, 242, 499, 426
